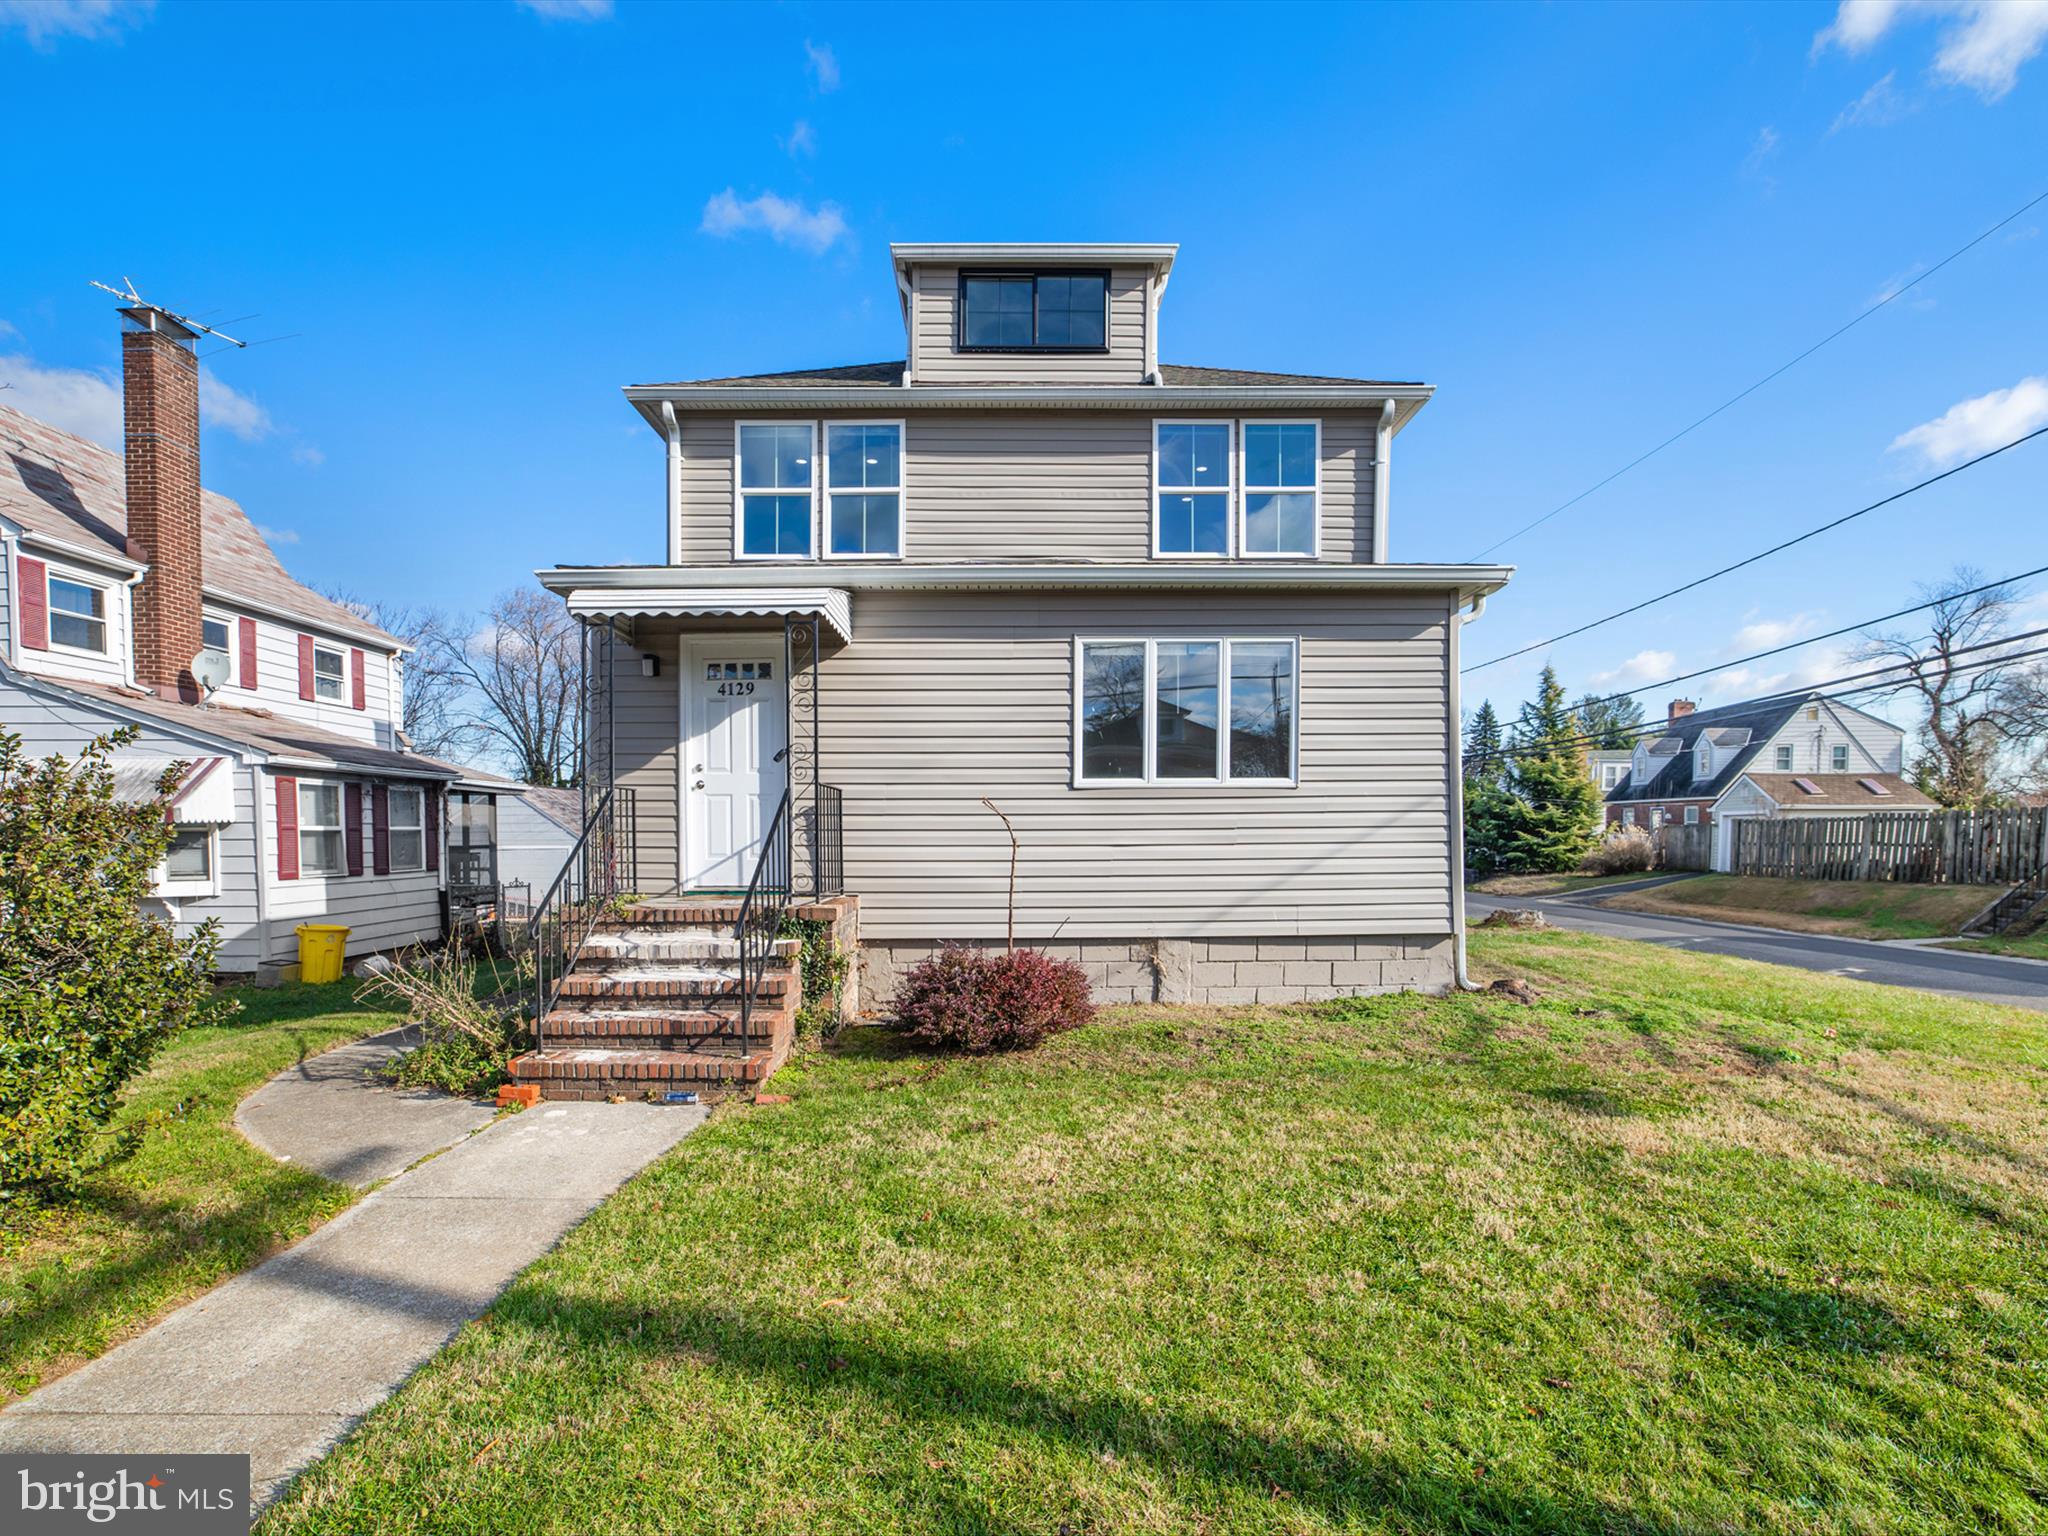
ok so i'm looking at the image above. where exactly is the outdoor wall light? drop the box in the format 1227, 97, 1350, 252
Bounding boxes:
641, 653, 661, 678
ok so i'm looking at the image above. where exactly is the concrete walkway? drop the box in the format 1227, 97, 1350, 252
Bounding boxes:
0, 1086, 704, 1511
234, 1025, 497, 1186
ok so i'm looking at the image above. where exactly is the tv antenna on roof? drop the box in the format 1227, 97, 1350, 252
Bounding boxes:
89, 277, 248, 350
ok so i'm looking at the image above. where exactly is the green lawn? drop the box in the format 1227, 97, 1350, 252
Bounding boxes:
1940, 930, 2048, 962
1469, 871, 1655, 897
1, 980, 397, 1402
263, 930, 2048, 1535
1601, 874, 2006, 940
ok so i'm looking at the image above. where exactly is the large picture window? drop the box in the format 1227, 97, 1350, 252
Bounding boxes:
48, 575, 108, 653
1240, 421, 1319, 556
958, 271, 1108, 351
736, 422, 815, 558
389, 786, 426, 871
1154, 422, 1232, 556
299, 781, 346, 875
1075, 637, 1298, 786
824, 421, 903, 557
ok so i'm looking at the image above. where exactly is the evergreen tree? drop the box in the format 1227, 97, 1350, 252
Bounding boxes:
1499, 666, 1603, 872
1464, 700, 1506, 787
1572, 691, 1645, 750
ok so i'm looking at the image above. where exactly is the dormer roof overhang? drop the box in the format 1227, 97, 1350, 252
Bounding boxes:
889, 242, 1177, 287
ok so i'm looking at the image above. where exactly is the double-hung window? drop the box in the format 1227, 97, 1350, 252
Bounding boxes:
1831, 745, 1850, 771
299, 781, 346, 876
736, 422, 815, 558
389, 785, 426, 871
1240, 421, 1319, 556
1775, 745, 1794, 770
312, 644, 345, 702
48, 575, 108, 653
824, 422, 903, 557
959, 271, 1107, 351
1075, 637, 1298, 786
1154, 422, 1233, 556
164, 827, 213, 882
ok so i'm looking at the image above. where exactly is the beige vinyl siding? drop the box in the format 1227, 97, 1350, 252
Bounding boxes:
670, 409, 1376, 566
611, 625, 684, 894
910, 265, 1150, 383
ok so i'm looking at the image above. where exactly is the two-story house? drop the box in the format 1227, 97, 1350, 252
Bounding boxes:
0, 301, 464, 976
537, 242, 1512, 1033
1604, 695, 1934, 869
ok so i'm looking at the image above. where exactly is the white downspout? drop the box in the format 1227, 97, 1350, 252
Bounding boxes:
661, 401, 681, 566
1449, 591, 1487, 991
120, 569, 147, 690
898, 269, 917, 386
1372, 397, 1395, 564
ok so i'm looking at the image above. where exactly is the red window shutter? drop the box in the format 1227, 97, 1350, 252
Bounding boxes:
298, 635, 315, 700
238, 616, 258, 689
425, 786, 440, 872
276, 776, 300, 880
371, 783, 391, 876
350, 648, 366, 710
344, 783, 364, 877
18, 556, 48, 650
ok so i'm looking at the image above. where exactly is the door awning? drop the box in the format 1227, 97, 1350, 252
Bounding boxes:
112, 755, 236, 825
562, 586, 852, 645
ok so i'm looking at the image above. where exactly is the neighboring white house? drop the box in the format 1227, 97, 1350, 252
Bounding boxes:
0, 301, 466, 976
1604, 694, 1935, 869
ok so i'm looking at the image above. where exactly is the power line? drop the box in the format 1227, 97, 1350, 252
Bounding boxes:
1462, 423, 2048, 673
1465, 184, 2048, 561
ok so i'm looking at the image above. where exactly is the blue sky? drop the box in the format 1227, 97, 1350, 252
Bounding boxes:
2, 0, 2043, 731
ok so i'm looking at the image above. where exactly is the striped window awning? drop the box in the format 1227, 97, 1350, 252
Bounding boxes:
561, 586, 852, 645
112, 755, 236, 825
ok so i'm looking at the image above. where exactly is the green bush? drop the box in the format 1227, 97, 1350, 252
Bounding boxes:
1, 729, 227, 1204
368, 949, 528, 1097
781, 915, 849, 1044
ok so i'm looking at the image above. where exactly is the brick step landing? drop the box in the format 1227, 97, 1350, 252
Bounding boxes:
555, 968, 795, 1000
579, 933, 798, 965
510, 1046, 783, 1101
613, 900, 848, 928
541, 1008, 784, 1055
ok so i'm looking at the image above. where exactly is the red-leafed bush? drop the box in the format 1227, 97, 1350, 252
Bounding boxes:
896, 947, 1096, 1053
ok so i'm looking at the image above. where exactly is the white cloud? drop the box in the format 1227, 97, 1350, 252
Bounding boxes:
291, 442, 325, 467
0, 346, 281, 447
804, 38, 839, 91
700, 188, 850, 254
1590, 649, 1678, 687
1715, 643, 1855, 702
1742, 126, 1780, 188
1730, 613, 1821, 652
1813, 1, 2048, 100
1831, 69, 1911, 130
0, 0, 152, 48
780, 118, 817, 157
1890, 375, 2048, 466
257, 524, 300, 546
514, 0, 611, 18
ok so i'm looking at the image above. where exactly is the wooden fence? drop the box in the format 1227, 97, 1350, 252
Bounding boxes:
1653, 823, 1712, 872
1732, 807, 2048, 886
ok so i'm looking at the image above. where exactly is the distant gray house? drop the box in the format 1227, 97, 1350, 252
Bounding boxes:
0, 301, 466, 976
537, 241, 1512, 1027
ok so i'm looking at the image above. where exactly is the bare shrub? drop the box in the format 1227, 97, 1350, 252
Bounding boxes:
364, 947, 530, 1096
1582, 825, 1655, 875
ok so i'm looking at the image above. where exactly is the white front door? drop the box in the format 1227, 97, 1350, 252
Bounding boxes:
682, 644, 787, 889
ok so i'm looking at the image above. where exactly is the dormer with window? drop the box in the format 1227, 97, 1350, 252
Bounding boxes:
897, 244, 1167, 385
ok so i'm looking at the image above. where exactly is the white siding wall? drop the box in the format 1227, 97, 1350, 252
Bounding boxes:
11, 542, 133, 689
910, 264, 1151, 384
0, 534, 13, 661
257, 771, 444, 963
497, 795, 575, 897
215, 599, 400, 747
671, 409, 1376, 566
1757, 705, 1902, 776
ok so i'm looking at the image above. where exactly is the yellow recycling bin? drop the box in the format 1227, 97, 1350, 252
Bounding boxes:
295, 924, 351, 984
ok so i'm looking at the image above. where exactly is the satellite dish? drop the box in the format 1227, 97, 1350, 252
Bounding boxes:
192, 648, 232, 697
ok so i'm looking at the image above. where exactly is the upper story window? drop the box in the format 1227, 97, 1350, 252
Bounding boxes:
1696, 742, 1712, 777
312, 644, 346, 702
48, 575, 108, 653
736, 422, 815, 559
958, 271, 1108, 352
1775, 745, 1794, 770
202, 616, 230, 653
1240, 422, 1318, 556
824, 422, 903, 558
1831, 745, 1850, 771
1155, 422, 1232, 556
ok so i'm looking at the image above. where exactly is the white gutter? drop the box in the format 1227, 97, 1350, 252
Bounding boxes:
201, 587, 401, 653
661, 401, 682, 565
14, 527, 146, 577
1372, 397, 1395, 564
625, 382, 1434, 416
1449, 592, 1488, 992
538, 560, 1510, 599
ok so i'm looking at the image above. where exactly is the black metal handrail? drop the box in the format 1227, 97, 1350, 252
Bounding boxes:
733, 789, 793, 1056
526, 785, 635, 1050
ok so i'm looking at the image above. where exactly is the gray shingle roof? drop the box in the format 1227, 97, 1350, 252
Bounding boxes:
634, 361, 1421, 389
1606, 695, 1819, 806
0, 402, 400, 649
520, 785, 584, 834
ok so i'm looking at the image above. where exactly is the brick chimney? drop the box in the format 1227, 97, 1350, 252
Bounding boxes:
1668, 698, 1697, 722
121, 305, 205, 702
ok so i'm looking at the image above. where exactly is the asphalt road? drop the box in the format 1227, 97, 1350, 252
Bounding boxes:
1468, 878, 2048, 1012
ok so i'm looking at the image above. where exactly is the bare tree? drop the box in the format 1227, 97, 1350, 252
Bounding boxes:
322, 590, 474, 761
1854, 566, 2048, 806
429, 589, 584, 786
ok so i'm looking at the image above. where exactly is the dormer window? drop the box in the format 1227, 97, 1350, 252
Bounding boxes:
48, 575, 108, 654
958, 271, 1107, 351
1696, 742, 1712, 777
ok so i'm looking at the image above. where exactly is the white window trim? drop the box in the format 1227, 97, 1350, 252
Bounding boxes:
1151, 419, 1238, 560
201, 610, 237, 687
821, 418, 907, 562
1830, 745, 1851, 771
155, 826, 221, 899
312, 642, 347, 703
732, 419, 818, 562
1071, 635, 1301, 789
1775, 745, 1795, 770
1237, 418, 1322, 560
388, 784, 427, 873
1684, 805, 1701, 826
45, 569, 111, 658
297, 777, 348, 877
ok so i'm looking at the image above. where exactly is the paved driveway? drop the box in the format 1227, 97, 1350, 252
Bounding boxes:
1469, 879, 2048, 1012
